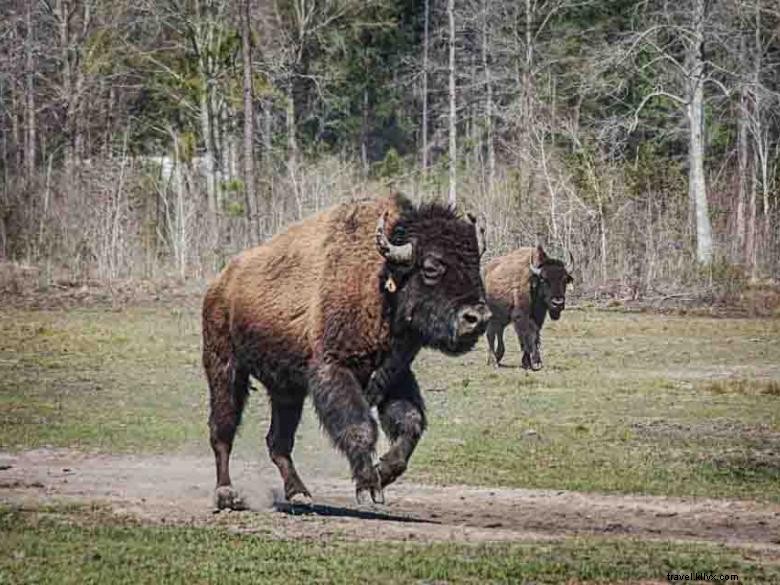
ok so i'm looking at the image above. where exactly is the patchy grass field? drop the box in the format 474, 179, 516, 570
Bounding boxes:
2, 305, 780, 583
1, 306, 778, 502
1, 505, 776, 584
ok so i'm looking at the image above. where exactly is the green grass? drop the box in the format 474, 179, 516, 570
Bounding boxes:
1, 505, 775, 584
0, 308, 208, 452
412, 311, 780, 501
1, 307, 779, 501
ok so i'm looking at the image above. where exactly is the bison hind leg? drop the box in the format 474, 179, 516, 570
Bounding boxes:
266, 396, 312, 505
206, 353, 250, 510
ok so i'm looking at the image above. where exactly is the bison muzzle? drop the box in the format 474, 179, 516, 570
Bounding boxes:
202, 194, 490, 509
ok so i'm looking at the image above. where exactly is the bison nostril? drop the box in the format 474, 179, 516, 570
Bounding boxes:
458, 305, 490, 335
462, 311, 479, 325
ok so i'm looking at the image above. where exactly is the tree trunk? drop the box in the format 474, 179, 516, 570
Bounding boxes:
219, 100, 229, 182
286, 83, 297, 168
173, 132, 187, 280
200, 87, 218, 214
421, 0, 429, 178
753, 0, 771, 253
735, 76, 748, 258
57, 0, 74, 183
10, 86, 21, 173
482, 0, 494, 198
25, 1, 36, 180
262, 100, 273, 225
746, 157, 758, 275
447, 0, 457, 209
745, 0, 763, 277
598, 188, 608, 282
104, 84, 115, 158
1, 79, 8, 193
241, 0, 257, 237
687, 0, 713, 265
361, 87, 369, 177
516, 0, 535, 206
286, 80, 300, 217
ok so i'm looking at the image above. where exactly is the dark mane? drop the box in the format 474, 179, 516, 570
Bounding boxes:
390, 194, 462, 245
541, 256, 566, 268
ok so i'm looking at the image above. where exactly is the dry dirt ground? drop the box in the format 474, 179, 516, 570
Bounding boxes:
2, 448, 779, 557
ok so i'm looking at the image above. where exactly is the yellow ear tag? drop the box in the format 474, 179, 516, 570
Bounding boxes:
385, 276, 397, 293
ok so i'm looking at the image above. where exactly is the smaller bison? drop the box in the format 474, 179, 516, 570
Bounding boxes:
484, 244, 573, 370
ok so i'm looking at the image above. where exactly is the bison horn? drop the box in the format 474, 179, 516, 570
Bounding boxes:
529, 240, 544, 276
530, 255, 542, 277
563, 249, 575, 274
467, 212, 487, 258
530, 261, 542, 277
376, 212, 414, 265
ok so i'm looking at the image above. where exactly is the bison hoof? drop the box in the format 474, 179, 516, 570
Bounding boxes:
355, 488, 370, 505
355, 463, 382, 505
371, 487, 385, 505
288, 491, 313, 506
355, 487, 385, 505
215, 485, 246, 511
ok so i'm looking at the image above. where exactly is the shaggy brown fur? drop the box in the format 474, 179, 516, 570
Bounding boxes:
203, 194, 490, 508
483, 245, 573, 370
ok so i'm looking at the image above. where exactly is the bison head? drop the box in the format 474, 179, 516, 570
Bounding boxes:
377, 200, 491, 355
529, 244, 574, 321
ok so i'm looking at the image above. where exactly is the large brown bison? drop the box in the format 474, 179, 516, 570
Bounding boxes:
202, 194, 491, 509
484, 244, 573, 370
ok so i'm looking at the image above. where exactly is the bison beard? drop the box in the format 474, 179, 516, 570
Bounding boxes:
202, 194, 490, 509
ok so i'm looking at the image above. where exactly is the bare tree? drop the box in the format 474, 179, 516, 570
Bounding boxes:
481, 0, 494, 197
687, 0, 713, 264
421, 0, 430, 178
626, 0, 715, 264
25, 1, 36, 180
241, 0, 257, 237
447, 0, 457, 208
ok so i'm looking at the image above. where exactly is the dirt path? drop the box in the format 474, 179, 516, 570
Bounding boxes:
1, 449, 779, 554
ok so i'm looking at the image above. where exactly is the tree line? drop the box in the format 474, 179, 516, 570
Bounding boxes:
1, 0, 778, 294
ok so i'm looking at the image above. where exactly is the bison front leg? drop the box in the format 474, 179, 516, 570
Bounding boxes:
309, 363, 382, 504
486, 321, 497, 365
486, 321, 506, 366
376, 369, 426, 489
514, 316, 542, 371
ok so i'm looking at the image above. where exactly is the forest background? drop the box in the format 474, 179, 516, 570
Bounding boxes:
1, 0, 778, 303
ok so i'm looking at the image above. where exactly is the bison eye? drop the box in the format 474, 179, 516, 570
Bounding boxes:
422, 257, 445, 284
